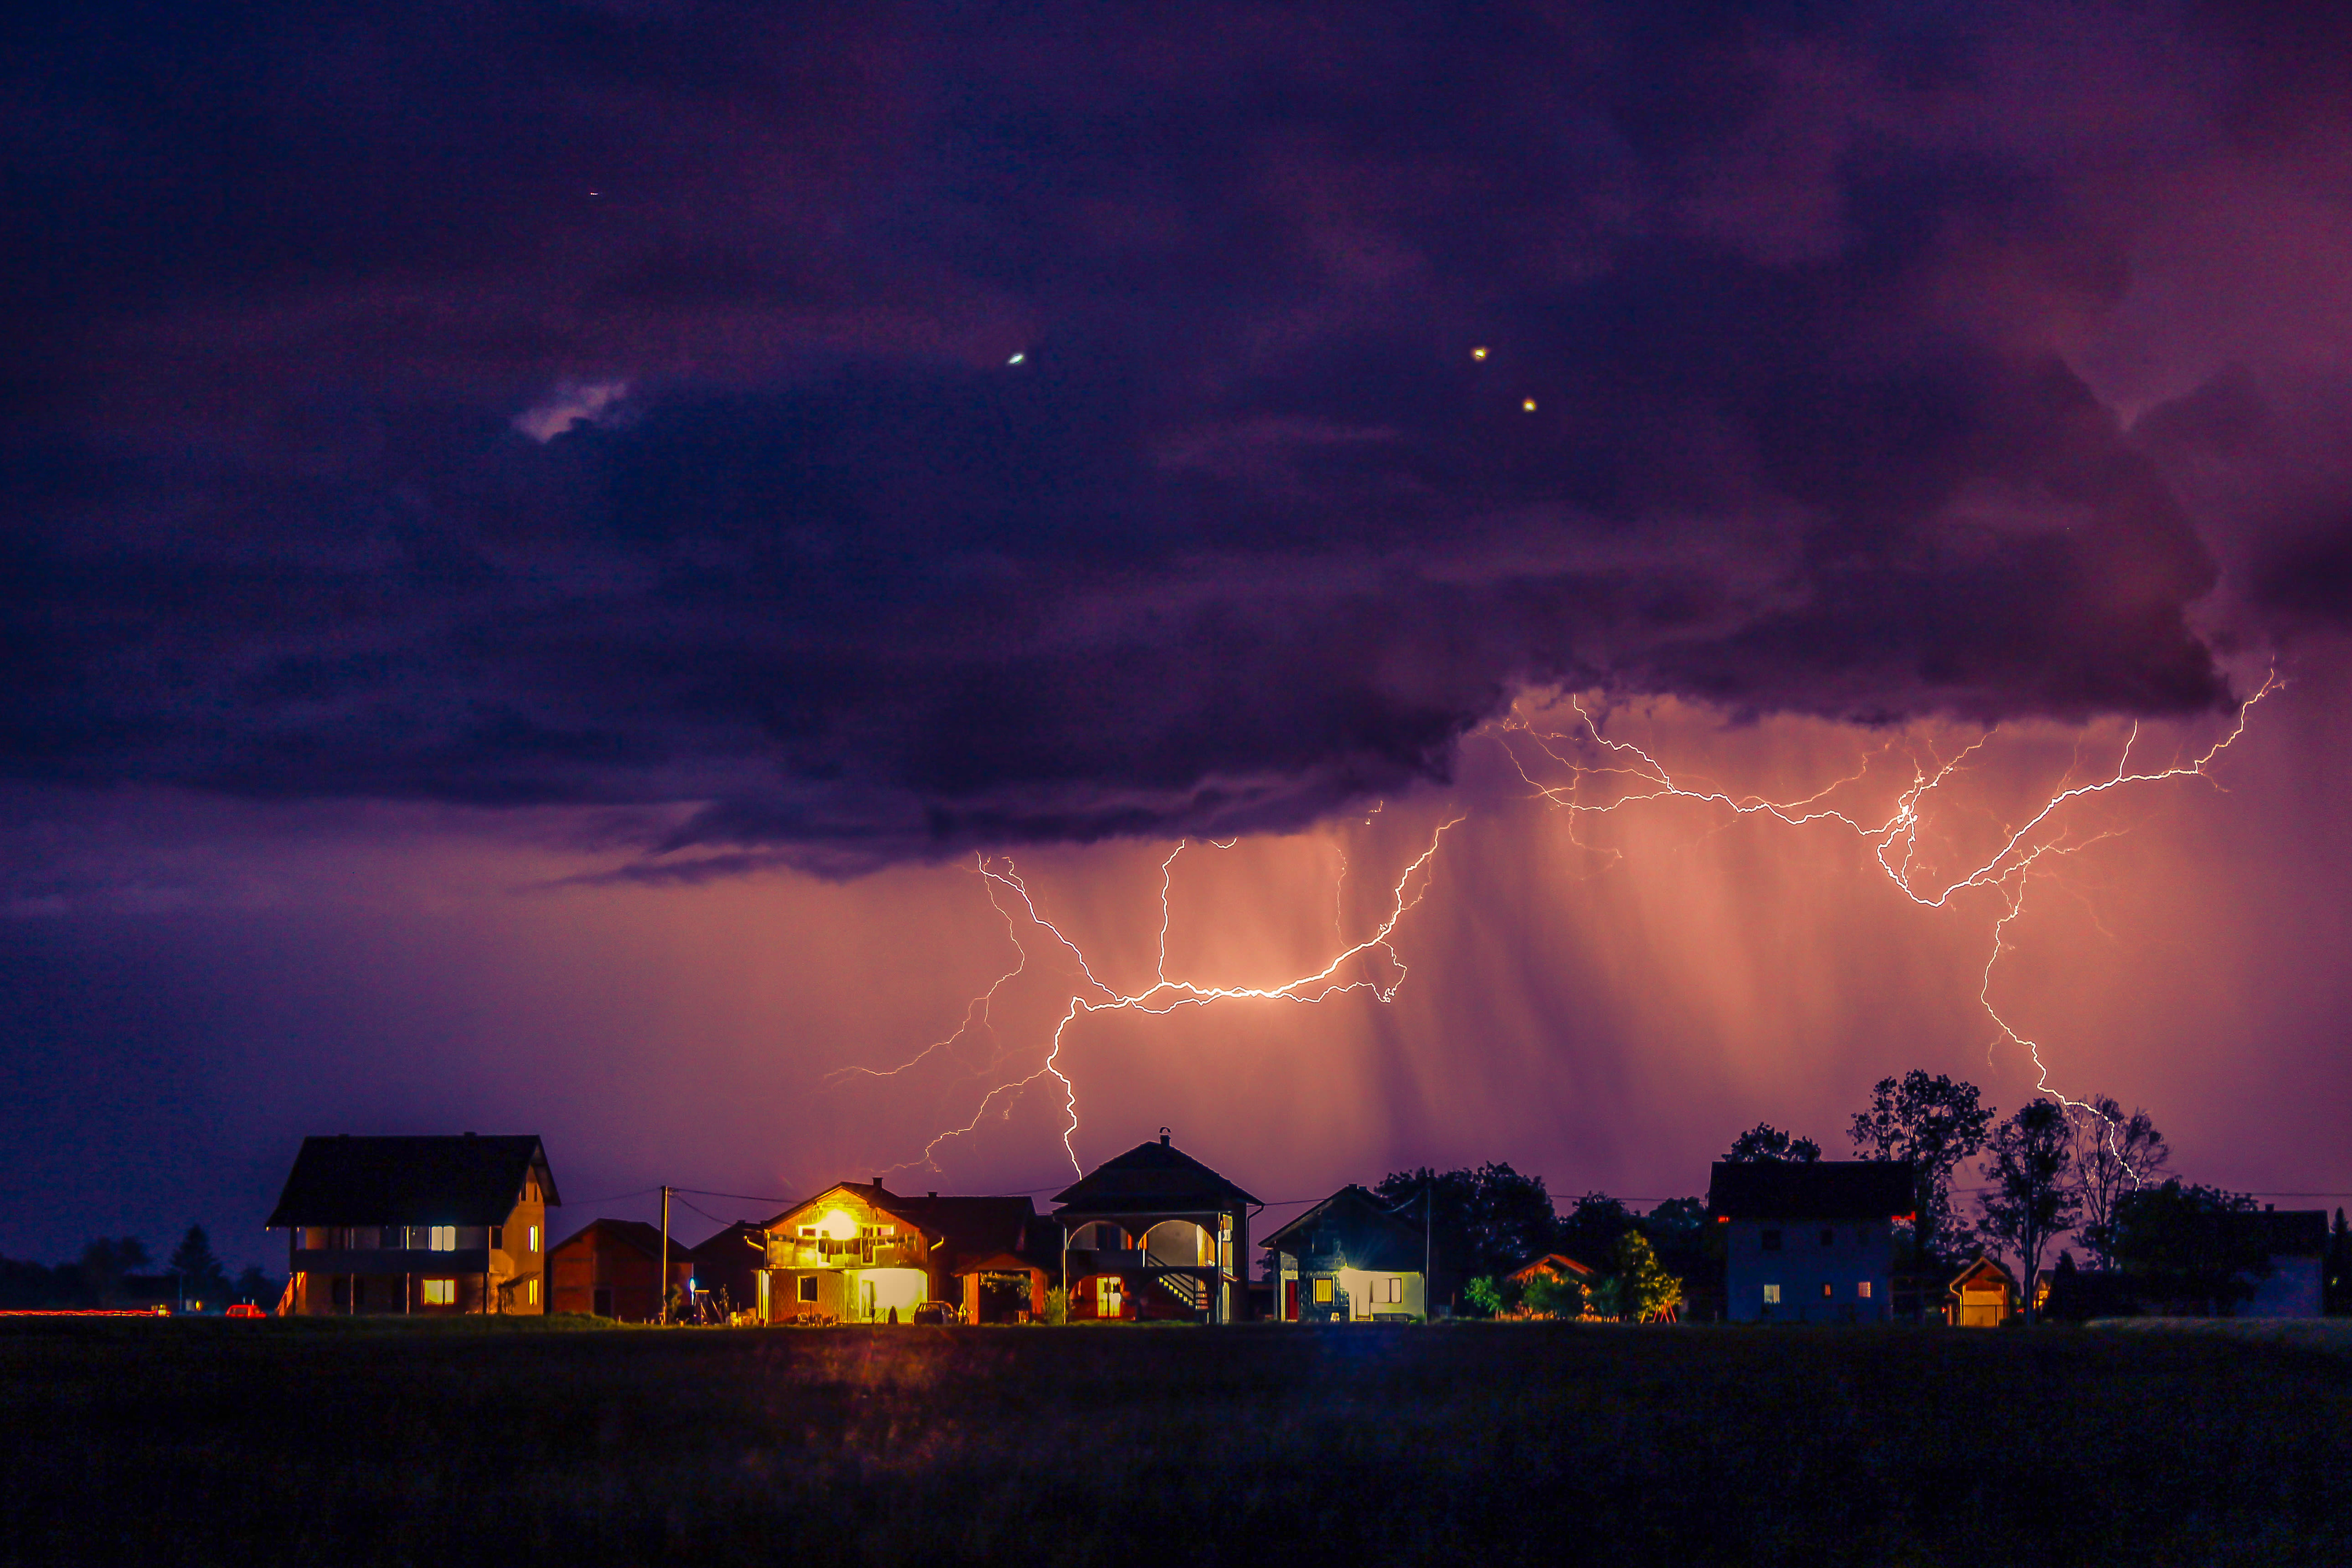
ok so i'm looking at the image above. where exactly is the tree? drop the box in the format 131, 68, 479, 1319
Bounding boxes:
2067, 1095, 2169, 1269
1611, 1230, 1684, 1323
1723, 1124, 1821, 1163
169, 1225, 231, 1310
1377, 1164, 1555, 1301
1848, 1071, 1995, 1265
2110, 1181, 2273, 1315
1462, 1275, 1515, 1317
1518, 1270, 1585, 1320
1978, 1100, 2079, 1321
1554, 1192, 1636, 1267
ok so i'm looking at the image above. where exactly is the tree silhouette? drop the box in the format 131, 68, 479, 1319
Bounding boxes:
1723, 1124, 1821, 1163
1849, 1072, 1994, 1265
168, 1226, 231, 1309
1979, 1100, 2080, 1321
2066, 1095, 2169, 1268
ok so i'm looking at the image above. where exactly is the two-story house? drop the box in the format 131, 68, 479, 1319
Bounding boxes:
1053, 1133, 1256, 1323
266, 1134, 558, 1315
757, 1181, 1053, 1323
1260, 1185, 1427, 1322
1708, 1160, 1913, 1324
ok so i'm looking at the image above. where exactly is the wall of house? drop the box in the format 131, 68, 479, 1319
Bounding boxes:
2242, 1255, 2324, 1318
496, 1187, 549, 1315
1724, 1219, 1893, 1323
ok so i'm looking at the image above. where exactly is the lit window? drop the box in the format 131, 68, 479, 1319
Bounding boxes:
1858, 1281, 1873, 1298
1761, 1229, 1782, 1252
1821, 1282, 1834, 1298
422, 1279, 455, 1305
1763, 1284, 1781, 1304
798, 1276, 818, 1304
1099, 1277, 1123, 1315
528, 1225, 540, 1252
526, 1279, 539, 1306
798, 1226, 817, 1239
1313, 1278, 1334, 1304
429, 1226, 456, 1252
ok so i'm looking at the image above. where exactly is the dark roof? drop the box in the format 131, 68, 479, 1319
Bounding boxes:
2222, 1209, 2330, 1256
265, 1135, 558, 1227
550, 1218, 690, 1263
686, 1220, 768, 1263
1707, 1160, 1914, 1221
1259, 1186, 1423, 1271
1053, 1137, 1260, 1214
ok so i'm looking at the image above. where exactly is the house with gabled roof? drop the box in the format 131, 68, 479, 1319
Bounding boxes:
757, 1180, 1054, 1324
265, 1134, 558, 1315
1708, 1160, 1913, 1324
1947, 1252, 2018, 1326
1260, 1185, 1427, 1322
1053, 1132, 1256, 1323
547, 1218, 691, 1321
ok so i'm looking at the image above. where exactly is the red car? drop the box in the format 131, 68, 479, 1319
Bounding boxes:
224, 1304, 266, 1319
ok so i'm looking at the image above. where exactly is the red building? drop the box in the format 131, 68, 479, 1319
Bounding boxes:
547, 1219, 692, 1321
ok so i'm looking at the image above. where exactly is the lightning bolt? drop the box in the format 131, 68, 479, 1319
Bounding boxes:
1499, 672, 2280, 1178
862, 819, 1459, 1178
846, 672, 2273, 1188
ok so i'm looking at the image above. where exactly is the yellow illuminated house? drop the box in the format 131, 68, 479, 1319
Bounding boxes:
1259, 1184, 1427, 1323
758, 1181, 1053, 1324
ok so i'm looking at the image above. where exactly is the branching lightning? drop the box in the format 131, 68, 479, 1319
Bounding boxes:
841, 673, 2275, 1187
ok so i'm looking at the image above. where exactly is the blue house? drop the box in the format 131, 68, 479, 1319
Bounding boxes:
1709, 1160, 1913, 1323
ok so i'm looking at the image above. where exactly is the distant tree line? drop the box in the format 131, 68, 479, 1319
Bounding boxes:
1408, 1068, 2347, 1323
0, 1226, 272, 1311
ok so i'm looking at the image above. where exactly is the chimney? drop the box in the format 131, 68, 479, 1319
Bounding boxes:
871, 1177, 885, 1191
1160, 1131, 1171, 1146
928, 1191, 938, 1199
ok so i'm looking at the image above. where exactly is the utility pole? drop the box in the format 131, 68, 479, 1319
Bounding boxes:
1424, 1182, 1432, 1320
657, 1185, 671, 1326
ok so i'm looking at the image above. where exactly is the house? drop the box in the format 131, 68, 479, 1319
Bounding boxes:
1946, 1253, 2018, 1326
1260, 1185, 1428, 1322
2231, 1209, 2330, 1318
757, 1181, 1054, 1324
687, 1221, 769, 1320
1053, 1133, 1256, 1323
1708, 1160, 1913, 1324
266, 1134, 558, 1315
547, 1219, 693, 1321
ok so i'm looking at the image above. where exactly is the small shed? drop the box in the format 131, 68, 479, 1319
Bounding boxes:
1946, 1253, 2018, 1327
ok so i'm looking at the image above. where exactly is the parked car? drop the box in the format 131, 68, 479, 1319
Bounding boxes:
911, 1300, 961, 1326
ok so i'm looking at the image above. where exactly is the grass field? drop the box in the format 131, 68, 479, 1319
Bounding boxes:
3, 1318, 2345, 1566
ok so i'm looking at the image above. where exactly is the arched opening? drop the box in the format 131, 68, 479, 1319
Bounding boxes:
1067, 1221, 1129, 1252
1141, 1219, 1214, 1267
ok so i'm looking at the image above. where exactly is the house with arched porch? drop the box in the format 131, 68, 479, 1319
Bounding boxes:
1053, 1133, 1256, 1323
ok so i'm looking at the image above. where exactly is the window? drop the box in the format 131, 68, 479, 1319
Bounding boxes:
421, 1279, 455, 1305
1763, 1284, 1781, 1304
1858, 1281, 1873, 1299
1384, 1277, 1404, 1304
1760, 1229, 1782, 1252
798, 1276, 818, 1304
1820, 1229, 1836, 1248
1098, 1277, 1123, 1315
1313, 1278, 1334, 1304
528, 1225, 540, 1253
526, 1279, 539, 1306
429, 1226, 456, 1251
798, 1225, 817, 1239
1821, 1282, 1834, 1298
490, 1227, 503, 1250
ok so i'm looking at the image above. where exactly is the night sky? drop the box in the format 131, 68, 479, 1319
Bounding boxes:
5, 1, 2350, 1270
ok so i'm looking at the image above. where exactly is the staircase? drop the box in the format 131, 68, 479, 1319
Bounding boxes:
1152, 1272, 1208, 1313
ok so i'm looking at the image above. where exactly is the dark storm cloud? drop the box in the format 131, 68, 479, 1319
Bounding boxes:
5, 0, 2325, 863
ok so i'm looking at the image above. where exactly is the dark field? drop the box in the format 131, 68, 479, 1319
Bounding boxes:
4, 1320, 2346, 1566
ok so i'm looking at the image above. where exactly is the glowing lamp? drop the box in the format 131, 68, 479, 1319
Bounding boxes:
1522, 398, 1538, 412
1471, 346, 1488, 360
818, 1209, 858, 1241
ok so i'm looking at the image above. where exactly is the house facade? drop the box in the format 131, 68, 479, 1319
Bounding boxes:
2235, 1209, 2329, 1318
757, 1182, 1052, 1324
1260, 1186, 1427, 1322
1947, 1253, 2019, 1326
1054, 1134, 1256, 1323
547, 1218, 692, 1321
266, 1134, 557, 1316
1708, 1160, 1913, 1324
